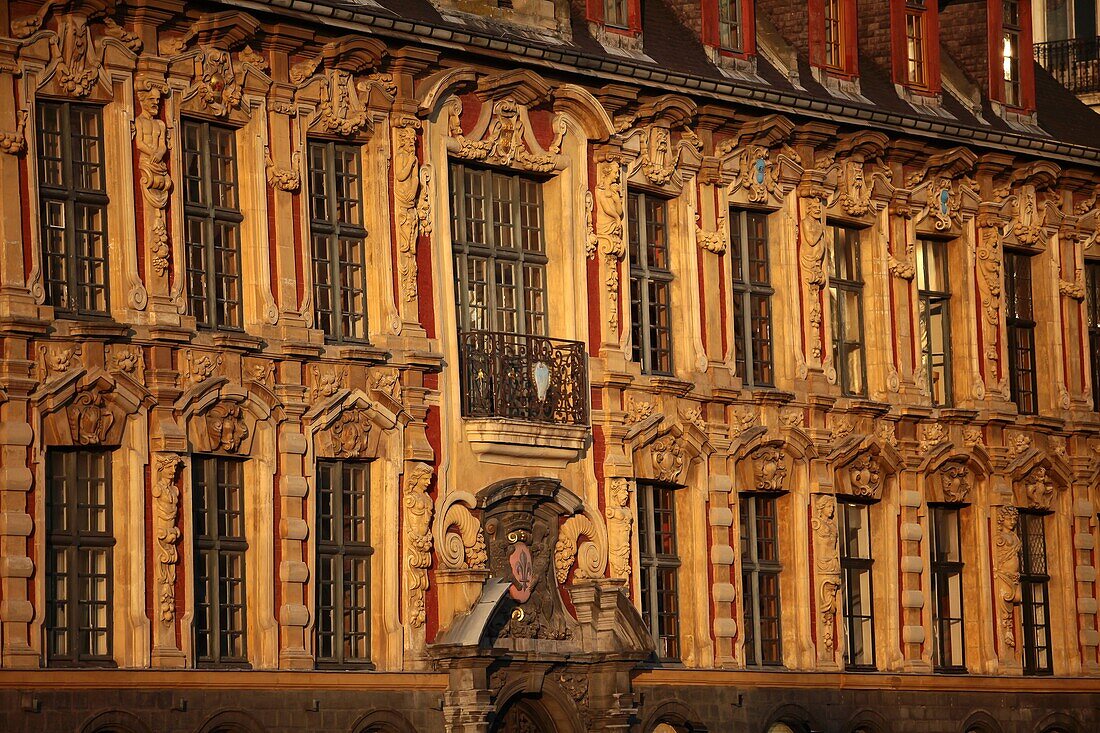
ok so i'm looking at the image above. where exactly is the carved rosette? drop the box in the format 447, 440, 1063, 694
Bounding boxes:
403, 463, 434, 628
152, 454, 184, 624
811, 494, 842, 654
994, 505, 1022, 651
605, 478, 633, 581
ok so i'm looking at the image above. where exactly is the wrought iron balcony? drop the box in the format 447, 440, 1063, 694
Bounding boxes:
1034, 36, 1100, 95
458, 330, 589, 426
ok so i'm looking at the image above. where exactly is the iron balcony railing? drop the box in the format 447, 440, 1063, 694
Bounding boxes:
1034, 36, 1100, 95
458, 330, 589, 426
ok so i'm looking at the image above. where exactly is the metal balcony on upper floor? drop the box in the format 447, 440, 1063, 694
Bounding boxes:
1034, 36, 1100, 95
458, 330, 589, 426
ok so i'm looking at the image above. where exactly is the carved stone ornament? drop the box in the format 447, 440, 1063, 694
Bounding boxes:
696, 215, 728, 254
1022, 467, 1055, 511
976, 213, 1005, 364
0, 110, 28, 156
393, 115, 433, 302
964, 425, 985, 448
730, 145, 783, 203
934, 462, 972, 504
439, 497, 488, 570
639, 125, 674, 185
876, 421, 898, 448
1059, 272, 1086, 300
205, 401, 249, 453
553, 512, 604, 584
264, 146, 300, 192
403, 462, 434, 628
605, 478, 633, 581
839, 159, 877, 217
447, 97, 559, 173
309, 364, 348, 402
799, 189, 827, 359
625, 397, 655, 424
183, 350, 221, 387
1008, 433, 1032, 460
918, 422, 948, 453
888, 241, 916, 280
831, 414, 855, 444
994, 505, 1021, 650
152, 454, 184, 624
751, 446, 787, 492
135, 79, 171, 209
811, 494, 842, 653
67, 382, 114, 445
586, 157, 626, 328
326, 408, 372, 458
1012, 188, 1047, 247
650, 434, 686, 483
848, 454, 883, 499
40, 342, 80, 379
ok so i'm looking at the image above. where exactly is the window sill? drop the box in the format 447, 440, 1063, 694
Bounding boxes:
210, 331, 265, 353
55, 317, 131, 340
464, 417, 589, 468
324, 342, 390, 364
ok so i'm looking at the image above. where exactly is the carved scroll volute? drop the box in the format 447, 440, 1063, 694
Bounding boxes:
403, 462, 434, 628
393, 115, 433, 303
605, 478, 634, 581
438, 495, 487, 570
994, 505, 1022, 651
152, 454, 185, 624
586, 154, 626, 331
553, 511, 606, 584
811, 494, 842, 658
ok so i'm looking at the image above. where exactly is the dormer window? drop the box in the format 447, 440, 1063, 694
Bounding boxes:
811, 0, 857, 76
1002, 0, 1023, 106
905, 3, 926, 85
824, 0, 843, 69
892, 0, 940, 92
719, 0, 744, 52
605, 0, 630, 29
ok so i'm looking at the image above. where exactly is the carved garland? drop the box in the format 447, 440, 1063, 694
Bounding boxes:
446, 96, 562, 173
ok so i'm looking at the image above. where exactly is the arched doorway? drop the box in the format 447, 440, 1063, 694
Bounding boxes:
492, 695, 556, 733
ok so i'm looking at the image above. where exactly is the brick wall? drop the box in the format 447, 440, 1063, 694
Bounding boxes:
758, 0, 808, 56
665, 0, 704, 37
939, 0, 991, 88
856, 0, 893, 72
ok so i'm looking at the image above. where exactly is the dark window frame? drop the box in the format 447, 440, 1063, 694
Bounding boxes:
450, 162, 548, 337
929, 503, 966, 672
605, 0, 630, 29
192, 455, 249, 668
730, 208, 774, 388
917, 237, 953, 406
1086, 260, 1100, 413
717, 0, 744, 52
36, 100, 111, 317
308, 139, 369, 344
628, 190, 674, 375
45, 449, 115, 667
314, 459, 374, 668
904, 1, 928, 87
739, 493, 783, 666
839, 497, 876, 670
637, 481, 681, 661
1019, 509, 1053, 676
1005, 249, 1038, 415
824, 0, 845, 70
828, 224, 867, 397
182, 119, 243, 331
1002, 0, 1023, 107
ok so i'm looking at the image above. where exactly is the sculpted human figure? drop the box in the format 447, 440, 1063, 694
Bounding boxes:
135, 81, 170, 209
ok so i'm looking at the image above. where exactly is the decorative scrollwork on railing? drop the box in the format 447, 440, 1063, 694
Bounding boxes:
458, 330, 588, 425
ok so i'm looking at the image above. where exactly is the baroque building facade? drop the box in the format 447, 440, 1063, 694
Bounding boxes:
0, 0, 1099, 731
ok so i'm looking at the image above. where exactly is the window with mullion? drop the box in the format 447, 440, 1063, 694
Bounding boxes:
182, 120, 242, 330
605, 0, 629, 28
1005, 250, 1037, 414
718, 0, 743, 52
1002, 0, 1022, 106
930, 504, 966, 671
315, 460, 373, 666
828, 225, 866, 396
192, 456, 248, 667
451, 163, 547, 337
730, 209, 773, 387
839, 499, 875, 670
638, 481, 681, 661
1019, 510, 1053, 675
36, 101, 110, 317
739, 494, 782, 666
905, 4, 927, 86
824, 0, 844, 69
628, 192, 673, 375
917, 238, 952, 406
45, 449, 114, 666
309, 141, 368, 343
1086, 261, 1100, 413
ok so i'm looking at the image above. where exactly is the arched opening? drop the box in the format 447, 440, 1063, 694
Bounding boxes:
491, 695, 556, 733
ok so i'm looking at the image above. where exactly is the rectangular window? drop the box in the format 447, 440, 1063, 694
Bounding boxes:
930, 505, 965, 671
730, 209, 773, 387
739, 494, 782, 666
193, 456, 248, 666
905, 4, 926, 86
1003, 0, 1022, 106
917, 238, 952, 406
45, 450, 113, 665
718, 0, 743, 51
605, 0, 629, 28
308, 141, 368, 343
828, 225, 866, 396
1088, 261, 1100, 412
450, 163, 547, 337
840, 499, 875, 669
1005, 250, 1037, 414
638, 482, 680, 661
182, 120, 242, 330
628, 192, 673, 375
37, 101, 110, 316
824, 0, 844, 69
315, 460, 373, 666
1019, 510, 1053, 675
